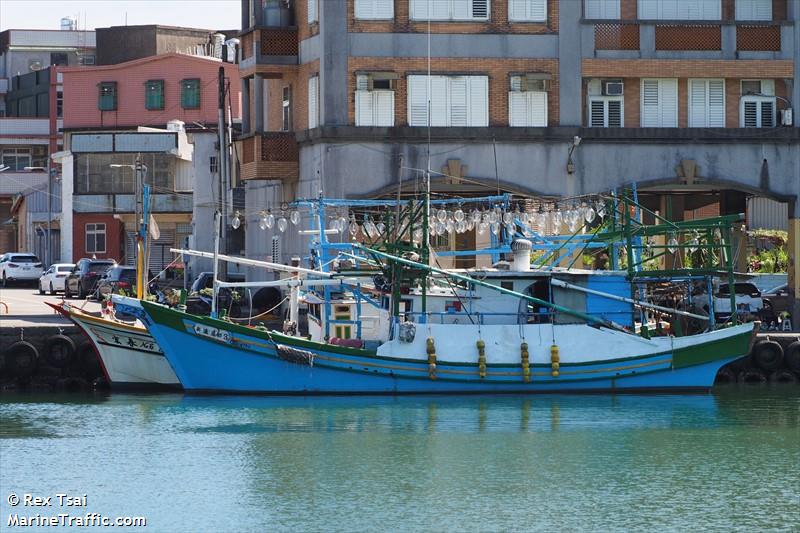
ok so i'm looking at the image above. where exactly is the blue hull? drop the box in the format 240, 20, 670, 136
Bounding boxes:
139, 306, 744, 394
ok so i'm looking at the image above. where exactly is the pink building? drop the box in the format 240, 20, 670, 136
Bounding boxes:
61, 52, 240, 129
57, 53, 241, 269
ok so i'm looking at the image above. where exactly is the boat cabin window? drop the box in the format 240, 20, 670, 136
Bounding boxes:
309, 304, 321, 320
501, 281, 514, 291
519, 280, 552, 324
334, 305, 350, 314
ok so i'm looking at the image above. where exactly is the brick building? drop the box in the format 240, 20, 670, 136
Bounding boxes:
237, 0, 800, 315
57, 52, 240, 276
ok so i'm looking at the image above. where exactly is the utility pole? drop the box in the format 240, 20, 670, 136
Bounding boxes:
217, 66, 228, 281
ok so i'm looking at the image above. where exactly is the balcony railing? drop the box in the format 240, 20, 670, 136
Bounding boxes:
655, 24, 721, 50
736, 24, 781, 51
240, 132, 299, 181
260, 28, 298, 56
595, 24, 640, 50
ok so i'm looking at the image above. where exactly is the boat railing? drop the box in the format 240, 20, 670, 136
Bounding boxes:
404, 310, 634, 326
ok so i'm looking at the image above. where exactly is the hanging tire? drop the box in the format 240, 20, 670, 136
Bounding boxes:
751, 340, 784, 372
77, 341, 101, 378
738, 367, 767, 385
784, 341, 800, 374
44, 334, 76, 369
769, 369, 798, 384
5, 341, 39, 379
714, 366, 736, 385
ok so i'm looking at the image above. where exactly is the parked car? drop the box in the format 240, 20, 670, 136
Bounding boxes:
93, 266, 137, 299
64, 259, 116, 299
760, 283, 792, 325
0, 252, 44, 287
694, 281, 764, 319
38, 263, 76, 295
190, 271, 245, 294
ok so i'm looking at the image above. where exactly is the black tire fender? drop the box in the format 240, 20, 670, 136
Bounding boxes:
783, 341, 800, 374
751, 340, 784, 372
5, 341, 39, 379
44, 335, 76, 369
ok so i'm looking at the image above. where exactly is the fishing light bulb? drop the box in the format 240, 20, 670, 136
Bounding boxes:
596, 200, 607, 219
445, 219, 455, 233
477, 222, 488, 236
290, 210, 300, 225
502, 211, 513, 225
277, 217, 288, 233
376, 222, 386, 235
552, 211, 563, 228
265, 211, 275, 229
490, 222, 500, 236
413, 228, 423, 243
505, 223, 515, 236
454, 207, 465, 222
456, 220, 467, 234
436, 209, 447, 223
338, 215, 348, 230
466, 219, 475, 231
230, 211, 241, 230
258, 211, 268, 231
584, 205, 596, 224
667, 235, 678, 254
471, 209, 481, 223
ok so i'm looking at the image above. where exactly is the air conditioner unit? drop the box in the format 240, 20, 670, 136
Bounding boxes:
523, 78, 549, 92
603, 81, 624, 96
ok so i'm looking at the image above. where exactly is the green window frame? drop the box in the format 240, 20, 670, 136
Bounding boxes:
145, 80, 165, 110
181, 78, 201, 109
98, 82, 117, 111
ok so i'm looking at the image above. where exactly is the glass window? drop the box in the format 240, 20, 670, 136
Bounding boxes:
145, 80, 165, 110
74, 153, 176, 194
2, 148, 32, 171
181, 79, 201, 109
282, 86, 292, 131
86, 223, 107, 254
98, 82, 117, 111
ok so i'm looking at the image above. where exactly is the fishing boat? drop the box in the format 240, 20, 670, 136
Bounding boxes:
120, 193, 756, 394
48, 300, 180, 390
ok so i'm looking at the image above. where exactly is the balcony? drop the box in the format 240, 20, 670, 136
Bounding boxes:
239, 132, 299, 181
589, 21, 786, 54
0, 118, 50, 136
240, 27, 298, 68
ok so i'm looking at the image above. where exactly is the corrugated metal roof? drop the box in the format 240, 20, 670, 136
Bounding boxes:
5, 29, 96, 48
747, 197, 787, 231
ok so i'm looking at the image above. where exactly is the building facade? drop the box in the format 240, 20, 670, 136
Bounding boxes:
0, 26, 94, 259
57, 52, 241, 277
237, 0, 800, 314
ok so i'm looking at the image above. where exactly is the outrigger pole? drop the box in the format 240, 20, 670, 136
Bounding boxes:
172, 248, 333, 278
346, 246, 624, 331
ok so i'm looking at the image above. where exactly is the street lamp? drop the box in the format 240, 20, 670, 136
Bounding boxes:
566, 136, 582, 175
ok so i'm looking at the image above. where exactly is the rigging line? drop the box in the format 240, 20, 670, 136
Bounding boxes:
493, 137, 500, 196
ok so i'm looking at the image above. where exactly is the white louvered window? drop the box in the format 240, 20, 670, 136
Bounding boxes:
308, 75, 319, 128
735, 0, 771, 20
407, 75, 489, 127
508, 75, 548, 126
741, 96, 776, 127
509, 0, 547, 21
308, 0, 318, 23
355, 0, 394, 19
584, 0, 620, 19
638, 0, 720, 19
409, 0, 490, 21
355, 74, 396, 126
588, 97, 623, 127
640, 78, 678, 127
688, 79, 725, 127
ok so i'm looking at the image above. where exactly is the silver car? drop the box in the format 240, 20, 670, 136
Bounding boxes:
38, 263, 76, 295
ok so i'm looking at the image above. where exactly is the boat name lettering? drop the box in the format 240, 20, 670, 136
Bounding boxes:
192, 324, 232, 343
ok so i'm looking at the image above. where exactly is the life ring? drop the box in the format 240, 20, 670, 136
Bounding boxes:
44, 334, 76, 369
783, 341, 800, 374
751, 340, 783, 372
5, 341, 39, 379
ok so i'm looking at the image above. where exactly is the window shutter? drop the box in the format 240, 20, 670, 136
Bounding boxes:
760, 79, 775, 96
470, 0, 490, 19
429, 76, 449, 126
355, 91, 374, 126
408, 76, 429, 126
509, 92, 529, 126
356, 74, 369, 91
585, 0, 620, 18
355, 0, 372, 18
638, 0, 658, 18
432, 0, 451, 19
527, 91, 547, 126
641, 79, 660, 126
376, 0, 394, 18
374, 91, 395, 126
528, 0, 547, 20
689, 79, 707, 127
736, 0, 771, 20
449, 77, 468, 126
590, 100, 606, 127
308, 0, 318, 23
355, 0, 394, 19
659, 79, 678, 127
607, 99, 622, 126
467, 76, 488, 126
639, 0, 719, 19
707, 80, 725, 127
308, 76, 319, 128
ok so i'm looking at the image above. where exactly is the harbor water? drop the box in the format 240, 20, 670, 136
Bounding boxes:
1, 388, 798, 532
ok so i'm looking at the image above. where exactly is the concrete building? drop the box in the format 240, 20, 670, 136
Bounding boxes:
95, 25, 237, 66
56, 52, 240, 279
236, 0, 800, 317
0, 24, 94, 260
